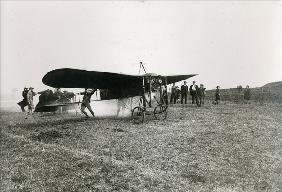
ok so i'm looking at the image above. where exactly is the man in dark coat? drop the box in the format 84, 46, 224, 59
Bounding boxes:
181, 81, 189, 104
197, 84, 206, 106
244, 85, 251, 100
170, 83, 177, 104
189, 81, 199, 105
215, 86, 220, 105
17, 87, 29, 112
162, 85, 169, 105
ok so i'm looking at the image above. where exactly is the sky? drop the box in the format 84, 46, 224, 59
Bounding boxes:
1, 1, 281, 97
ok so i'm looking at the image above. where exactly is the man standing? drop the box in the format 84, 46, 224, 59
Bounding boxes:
198, 84, 206, 106
181, 81, 189, 104
17, 87, 29, 112
27, 87, 37, 114
175, 86, 180, 102
244, 85, 251, 101
215, 86, 220, 105
79, 88, 96, 118
170, 83, 177, 104
189, 81, 198, 105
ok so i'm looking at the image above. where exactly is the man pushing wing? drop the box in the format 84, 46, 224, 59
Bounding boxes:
78, 88, 96, 118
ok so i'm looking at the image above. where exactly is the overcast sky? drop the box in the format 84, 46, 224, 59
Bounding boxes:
1, 1, 281, 95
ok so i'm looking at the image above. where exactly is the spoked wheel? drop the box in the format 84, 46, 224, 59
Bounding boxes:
154, 105, 168, 120
132, 106, 145, 124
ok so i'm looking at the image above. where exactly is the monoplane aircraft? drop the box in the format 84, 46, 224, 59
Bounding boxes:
41, 65, 196, 122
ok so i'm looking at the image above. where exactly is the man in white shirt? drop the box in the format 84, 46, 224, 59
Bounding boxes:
189, 81, 199, 105
27, 87, 37, 114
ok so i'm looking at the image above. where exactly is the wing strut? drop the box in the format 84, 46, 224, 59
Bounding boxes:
138, 62, 147, 74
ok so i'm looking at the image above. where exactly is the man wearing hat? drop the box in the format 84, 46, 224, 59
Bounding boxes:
181, 81, 189, 104
244, 85, 251, 101
189, 81, 199, 105
78, 88, 97, 118
198, 84, 206, 106
27, 87, 37, 114
17, 87, 29, 112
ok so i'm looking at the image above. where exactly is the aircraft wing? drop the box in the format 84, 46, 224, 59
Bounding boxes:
43, 68, 197, 88
42, 68, 142, 89
164, 75, 198, 85
42, 68, 197, 99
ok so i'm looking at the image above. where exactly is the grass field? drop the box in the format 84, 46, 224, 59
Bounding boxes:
1, 102, 281, 192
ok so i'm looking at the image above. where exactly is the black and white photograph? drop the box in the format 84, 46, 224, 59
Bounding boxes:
0, 0, 281, 191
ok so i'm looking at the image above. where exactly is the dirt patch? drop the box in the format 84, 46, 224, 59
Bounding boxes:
31, 130, 63, 142
180, 171, 206, 183
112, 127, 125, 132
11, 173, 27, 184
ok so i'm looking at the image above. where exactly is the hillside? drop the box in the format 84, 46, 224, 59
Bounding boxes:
205, 81, 282, 103
263, 81, 282, 88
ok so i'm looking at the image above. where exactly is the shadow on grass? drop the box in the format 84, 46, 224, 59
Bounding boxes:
10, 116, 133, 130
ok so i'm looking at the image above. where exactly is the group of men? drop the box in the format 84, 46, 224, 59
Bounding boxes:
17, 87, 37, 114
170, 81, 208, 106
169, 82, 251, 106
18, 87, 97, 118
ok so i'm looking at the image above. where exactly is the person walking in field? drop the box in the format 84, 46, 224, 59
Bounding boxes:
27, 87, 37, 114
78, 88, 96, 118
215, 86, 220, 105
